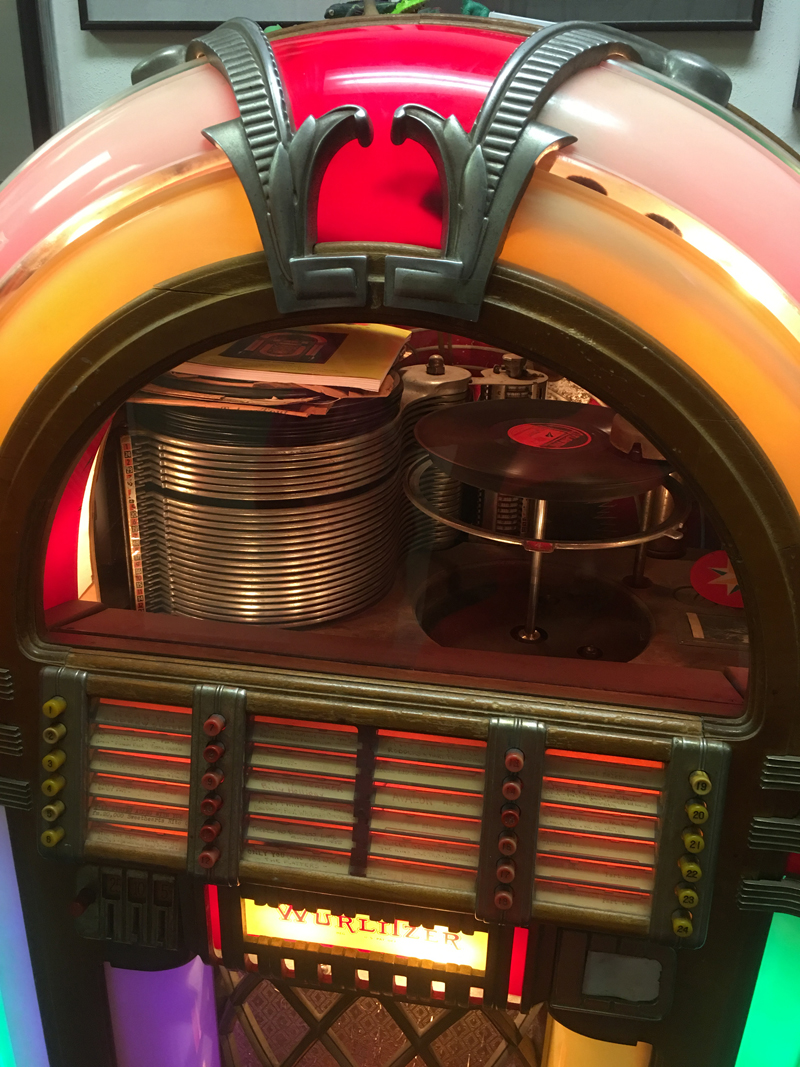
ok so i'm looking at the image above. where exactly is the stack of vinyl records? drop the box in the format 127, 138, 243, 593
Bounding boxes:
399, 359, 472, 553
126, 326, 408, 627
475, 357, 548, 536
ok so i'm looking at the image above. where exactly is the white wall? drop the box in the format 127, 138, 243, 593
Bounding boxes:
647, 0, 800, 149
44, 0, 193, 128
45, 0, 800, 149
0, 1, 35, 181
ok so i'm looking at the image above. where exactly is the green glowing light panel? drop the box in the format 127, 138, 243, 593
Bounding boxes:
736, 911, 800, 1067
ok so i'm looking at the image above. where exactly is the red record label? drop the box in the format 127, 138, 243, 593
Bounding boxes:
690, 550, 744, 608
507, 423, 592, 450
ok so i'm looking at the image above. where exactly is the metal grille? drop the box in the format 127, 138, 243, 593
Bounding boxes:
85, 699, 191, 869
0, 724, 22, 757
220, 970, 545, 1067
480, 491, 524, 536
241, 720, 485, 899
761, 754, 800, 790
533, 748, 665, 922
0, 777, 31, 810
0, 669, 13, 700
748, 816, 800, 851
368, 731, 484, 896
243, 718, 358, 879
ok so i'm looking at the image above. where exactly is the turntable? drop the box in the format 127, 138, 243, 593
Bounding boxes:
408, 400, 690, 657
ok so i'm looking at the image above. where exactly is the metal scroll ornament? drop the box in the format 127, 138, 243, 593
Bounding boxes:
384, 24, 641, 320
188, 19, 373, 313
187, 20, 642, 319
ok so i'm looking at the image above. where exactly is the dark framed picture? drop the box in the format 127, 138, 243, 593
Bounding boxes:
78, 0, 762, 30
489, 0, 763, 30
79, 0, 330, 30
15, 0, 53, 145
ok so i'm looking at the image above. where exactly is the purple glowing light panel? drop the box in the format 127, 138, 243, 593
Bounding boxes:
0, 808, 48, 1066
105, 956, 220, 1067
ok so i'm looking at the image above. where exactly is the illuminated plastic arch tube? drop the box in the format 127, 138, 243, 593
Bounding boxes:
0, 156, 797, 507
2, 23, 800, 301
1, 18, 800, 1067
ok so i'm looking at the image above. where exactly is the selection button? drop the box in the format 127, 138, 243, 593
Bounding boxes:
42, 750, 66, 773
41, 775, 65, 797
676, 884, 700, 909
41, 801, 65, 822
681, 828, 705, 853
501, 778, 522, 802
685, 801, 709, 824
678, 855, 702, 882
43, 724, 66, 744
689, 770, 712, 796
672, 911, 693, 938
504, 748, 525, 773
494, 887, 514, 910
42, 697, 66, 719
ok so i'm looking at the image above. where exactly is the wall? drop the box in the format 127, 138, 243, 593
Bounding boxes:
43, 0, 800, 148
647, 0, 800, 149
0, 1, 35, 182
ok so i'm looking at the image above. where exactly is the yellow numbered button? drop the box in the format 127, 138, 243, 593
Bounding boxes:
689, 770, 712, 796
42, 697, 66, 719
676, 884, 700, 909
40, 827, 64, 848
672, 911, 693, 938
678, 855, 702, 882
41, 775, 65, 797
686, 801, 709, 824
43, 723, 66, 744
42, 801, 65, 822
42, 749, 66, 773
682, 828, 705, 853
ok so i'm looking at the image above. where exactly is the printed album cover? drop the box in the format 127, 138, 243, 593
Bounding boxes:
182, 324, 411, 391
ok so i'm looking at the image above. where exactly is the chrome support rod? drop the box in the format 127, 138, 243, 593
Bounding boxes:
518, 498, 548, 642
630, 488, 656, 588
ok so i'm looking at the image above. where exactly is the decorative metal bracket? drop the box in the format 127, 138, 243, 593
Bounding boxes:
761, 754, 800, 790
739, 877, 800, 918
186, 20, 648, 320
384, 24, 642, 321
749, 815, 800, 852
187, 19, 373, 313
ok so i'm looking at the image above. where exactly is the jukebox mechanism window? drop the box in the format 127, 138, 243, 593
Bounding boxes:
36, 305, 738, 992
46, 323, 749, 718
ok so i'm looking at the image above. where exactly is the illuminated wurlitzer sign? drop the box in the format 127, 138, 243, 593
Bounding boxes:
243, 901, 488, 974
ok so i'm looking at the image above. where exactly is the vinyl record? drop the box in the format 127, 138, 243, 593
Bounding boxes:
415, 400, 667, 502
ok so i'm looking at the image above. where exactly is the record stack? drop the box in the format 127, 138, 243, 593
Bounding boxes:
399, 356, 472, 553
125, 327, 408, 627
476, 355, 548, 535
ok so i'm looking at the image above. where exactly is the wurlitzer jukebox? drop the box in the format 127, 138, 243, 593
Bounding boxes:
0, 11, 799, 1067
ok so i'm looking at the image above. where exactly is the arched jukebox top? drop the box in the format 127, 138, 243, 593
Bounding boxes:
0, 13, 799, 1067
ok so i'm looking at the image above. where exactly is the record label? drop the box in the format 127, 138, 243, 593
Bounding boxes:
507, 423, 592, 450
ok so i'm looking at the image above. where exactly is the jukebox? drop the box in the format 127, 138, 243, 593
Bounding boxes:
0, 11, 799, 1067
